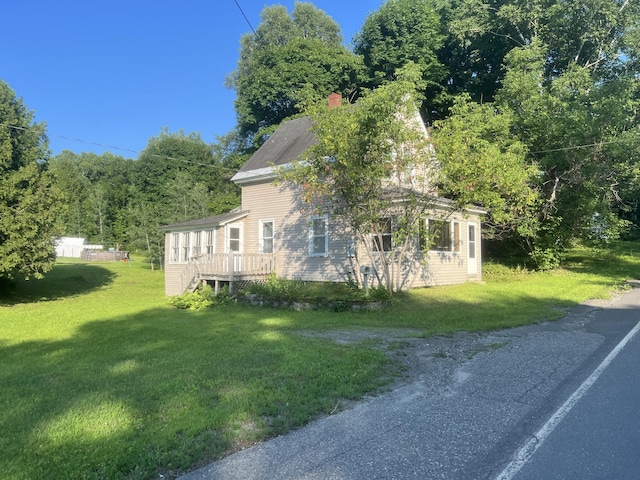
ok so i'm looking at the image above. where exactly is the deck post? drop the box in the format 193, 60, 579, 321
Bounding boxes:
228, 250, 235, 294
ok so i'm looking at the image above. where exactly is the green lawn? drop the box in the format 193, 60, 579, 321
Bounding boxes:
1, 245, 639, 479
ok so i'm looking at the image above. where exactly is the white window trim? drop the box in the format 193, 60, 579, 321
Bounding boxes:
371, 217, 393, 253
226, 223, 243, 253
191, 230, 203, 258
170, 233, 181, 264
426, 219, 461, 253
309, 214, 329, 257
204, 229, 216, 255
259, 219, 275, 254
181, 231, 192, 261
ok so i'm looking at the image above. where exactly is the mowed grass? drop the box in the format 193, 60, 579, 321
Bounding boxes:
1, 244, 639, 479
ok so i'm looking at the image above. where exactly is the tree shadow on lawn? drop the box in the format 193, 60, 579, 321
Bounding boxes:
0, 305, 392, 479
561, 244, 640, 280
0, 263, 116, 306
4, 283, 626, 480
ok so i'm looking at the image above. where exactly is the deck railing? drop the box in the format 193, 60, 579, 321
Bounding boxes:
179, 252, 276, 292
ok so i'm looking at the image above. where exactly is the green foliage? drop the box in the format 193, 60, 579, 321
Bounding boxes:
49, 128, 242, 270
496, 36, 640, 252
434, 0, 515, 109
3, 245, 640, 477
227, 3, 364, 140
49, 151, 135, 246
241, 274, 307, 301
283, 63, 439, 294
367, 284, 393, 301
354, 0, 446, 110
481, 261, 530, 278
134, 129, 239, 217
168, 284, 231, 311
528, 247, 563, 271
240, 273, 391, 304
0, 80, 64, 280
432, 95, 540, 240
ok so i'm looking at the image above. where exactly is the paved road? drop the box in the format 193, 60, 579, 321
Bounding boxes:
179, 288, 640, 480
495, 299, 640, 480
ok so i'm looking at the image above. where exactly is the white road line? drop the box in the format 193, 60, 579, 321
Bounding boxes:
494, 319, 640, 480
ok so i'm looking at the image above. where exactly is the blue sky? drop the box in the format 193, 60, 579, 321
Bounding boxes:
1, 0, 382, 157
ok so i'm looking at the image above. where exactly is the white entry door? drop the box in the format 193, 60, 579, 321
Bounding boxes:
226, 223, 243, 271
467, 223, 478, 275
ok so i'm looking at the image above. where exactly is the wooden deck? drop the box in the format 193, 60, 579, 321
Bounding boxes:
179, 252, 276, 293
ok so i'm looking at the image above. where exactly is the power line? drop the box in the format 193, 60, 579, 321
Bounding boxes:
233, 0, 256, 35
530, 136, 639, 154
0, 122, 238, 173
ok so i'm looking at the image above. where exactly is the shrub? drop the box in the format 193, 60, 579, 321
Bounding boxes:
241, 273, 307, 300
239, 275, 392, 307
529, 247, 563, 271
168, 284, 231, 311
366, 284, 392, 301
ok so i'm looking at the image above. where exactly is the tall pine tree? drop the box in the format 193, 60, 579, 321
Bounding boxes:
0, 80, 63, 279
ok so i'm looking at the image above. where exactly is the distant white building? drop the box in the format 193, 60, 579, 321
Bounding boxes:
55, 237, 104, 258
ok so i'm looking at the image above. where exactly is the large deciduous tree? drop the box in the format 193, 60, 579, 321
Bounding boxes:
496, 38, 640, 260
134, 129, 238, 216
131, 129, 240, 268
227, 2, 364, 144
354, 0, 446, 119
50, 151, 135, 246
0, 80, 63, 279
432, 96, 540, 244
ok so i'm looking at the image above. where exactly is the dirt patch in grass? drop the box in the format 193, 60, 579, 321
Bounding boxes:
295, 328, 512, 395
297, 294, 625, 402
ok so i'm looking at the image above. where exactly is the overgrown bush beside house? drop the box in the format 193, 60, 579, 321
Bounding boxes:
236, 274, 392, 312
168, 284, 231, 310
169, 275, 391, 312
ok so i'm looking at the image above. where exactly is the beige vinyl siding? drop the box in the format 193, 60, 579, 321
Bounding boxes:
241, 180, 352, 282
163, 226, 225, 296
354, 211, 482, 289
416, 212, 483, 287
164, 232, 186, 295
163, 177, 482, 295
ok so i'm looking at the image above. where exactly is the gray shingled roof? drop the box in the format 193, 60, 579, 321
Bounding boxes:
159, 210, 249, 231
236, 116, 317, 174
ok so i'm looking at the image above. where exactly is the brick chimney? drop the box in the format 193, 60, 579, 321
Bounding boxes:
328, 92, 341, 109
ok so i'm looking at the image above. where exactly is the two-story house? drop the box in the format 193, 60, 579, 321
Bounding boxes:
160, 115, 484, 296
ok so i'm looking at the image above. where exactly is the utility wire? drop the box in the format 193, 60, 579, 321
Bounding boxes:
530, 136, 639, 154
233, 0, 256, 35
4, 120, 638, 170
0, 122, 239, 172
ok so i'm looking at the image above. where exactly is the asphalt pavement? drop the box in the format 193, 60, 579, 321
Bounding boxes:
179, 286, 640, 480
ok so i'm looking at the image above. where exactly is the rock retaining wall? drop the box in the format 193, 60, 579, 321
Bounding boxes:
235, 293, 388, 312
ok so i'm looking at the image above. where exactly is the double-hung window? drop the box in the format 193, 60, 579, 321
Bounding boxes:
372, 217, 393, 252
431, 219, 451, 251
181, 232, 191, 260
204, 229, 215, 255
191, 231, 202, 257
227, 225, 241, 252
420, 219, 460, 252
309, 215, 328, 256
171, 233, 180, 263
260, 220, 274, 254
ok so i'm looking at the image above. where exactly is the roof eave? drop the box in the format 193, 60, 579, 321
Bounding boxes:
159, 211, 250, 231
231, 166, 278, 185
